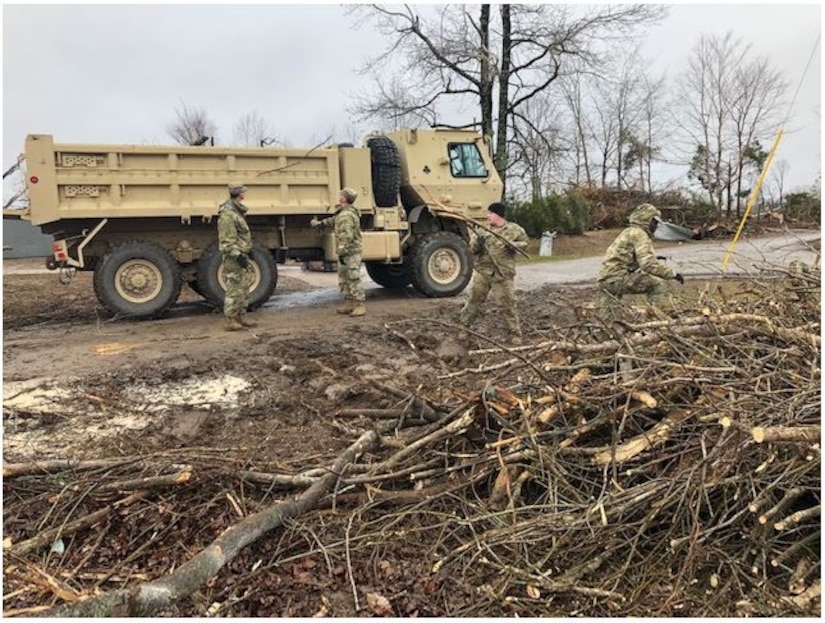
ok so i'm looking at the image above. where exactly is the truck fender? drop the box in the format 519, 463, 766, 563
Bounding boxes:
407, 204, 429, 224
408, 204, 470, 240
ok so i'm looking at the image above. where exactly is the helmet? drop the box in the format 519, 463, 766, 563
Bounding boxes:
339, 187, 358, 204
629, 203, 661, 227
228, 182, 247, 197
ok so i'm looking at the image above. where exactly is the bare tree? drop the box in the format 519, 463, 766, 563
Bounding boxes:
560, 71, 594, 188
677, 32, 786, 216
635, 72, 667, 193
233, 111, 281, 147
349, 4, 665, 191
508, 92, 568, 200
728, 55, 786, 214
167, 101, 217, 146
591, 81, 620, 188
771, 158, 790, 208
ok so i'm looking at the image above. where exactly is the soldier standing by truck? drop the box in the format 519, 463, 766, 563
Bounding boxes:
458, 202, 529, 345
311, 188, 366, 317
597, 203, 684, 318
218, 183, 257, 331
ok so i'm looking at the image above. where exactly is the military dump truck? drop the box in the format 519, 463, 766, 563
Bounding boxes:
11, 129, 503, 318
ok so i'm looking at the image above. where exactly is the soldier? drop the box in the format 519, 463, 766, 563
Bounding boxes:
597, 203, 684, 317
311, 188, 366, 316
458, 202, 529, 345
217, 182, 257, 331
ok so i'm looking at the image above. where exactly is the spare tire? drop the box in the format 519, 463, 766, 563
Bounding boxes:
367, 136, 401, 207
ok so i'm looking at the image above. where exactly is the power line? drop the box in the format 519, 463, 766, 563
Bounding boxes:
782, 31, 821, 127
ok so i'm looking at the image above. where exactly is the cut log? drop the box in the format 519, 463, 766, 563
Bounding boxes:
591, 409, 693, 466
751, 425, 821, 444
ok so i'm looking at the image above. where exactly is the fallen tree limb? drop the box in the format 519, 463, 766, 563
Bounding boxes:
373, 382, 443, 422
3, 457, 141, 478
12, 492, 145, 556
46, 429, 380, 617
91, 467, 192, 493
240, 471, 320, 488
338, 408, 409, 419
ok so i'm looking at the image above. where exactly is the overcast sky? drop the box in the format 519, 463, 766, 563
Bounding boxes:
2, 2, 821, 199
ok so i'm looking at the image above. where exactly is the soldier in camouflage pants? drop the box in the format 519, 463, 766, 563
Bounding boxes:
459, 202, 529, 345
597, 203, 684, 318
312, 188, 365, 316
218, 182, 256, 331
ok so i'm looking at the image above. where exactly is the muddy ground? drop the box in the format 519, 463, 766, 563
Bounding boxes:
3, 266, 596, 462
2, 259, 817, 617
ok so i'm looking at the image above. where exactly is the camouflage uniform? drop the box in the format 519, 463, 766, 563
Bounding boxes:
333, 203, 364, 304
217, 194, 253, 318
317, 190, 364, 309
598, 203, 676, 316
459, 221, 529, 339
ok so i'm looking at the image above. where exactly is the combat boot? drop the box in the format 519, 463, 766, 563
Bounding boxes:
239, 313, 258, 328
224, 315, 244, 331
336, 300, 354, 315
349, 302, 366, 317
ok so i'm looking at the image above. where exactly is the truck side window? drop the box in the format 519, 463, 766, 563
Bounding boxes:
448, 143, 488, 178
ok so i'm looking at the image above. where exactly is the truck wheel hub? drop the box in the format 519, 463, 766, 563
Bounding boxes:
115, 260, 162, 303
428, 248, 460, 285
219, 262, 261, 292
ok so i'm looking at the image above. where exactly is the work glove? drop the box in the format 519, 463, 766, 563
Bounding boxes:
237, 253, 250, 269
310, 217, 321, 228
338, 253, 348, 264
674, 273, 685, 285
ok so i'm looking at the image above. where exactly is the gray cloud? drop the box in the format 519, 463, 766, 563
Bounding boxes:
3, 3, 820, 195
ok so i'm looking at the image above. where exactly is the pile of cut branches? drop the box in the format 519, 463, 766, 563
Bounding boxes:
3, 270, 820, 617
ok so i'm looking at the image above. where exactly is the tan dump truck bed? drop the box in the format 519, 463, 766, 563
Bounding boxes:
23, 134, 374, 226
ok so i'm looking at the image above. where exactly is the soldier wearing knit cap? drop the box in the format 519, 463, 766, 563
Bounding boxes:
458, 202, 529, 345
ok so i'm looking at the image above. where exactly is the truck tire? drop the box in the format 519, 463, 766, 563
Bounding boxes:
367, 136, 401, 207
93, 240, 182, 319
365, 262, 411, 289
408, 232, 473, 298
196, 243, 277, 310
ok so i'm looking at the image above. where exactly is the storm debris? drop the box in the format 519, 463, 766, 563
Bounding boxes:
3, 269, 820, 617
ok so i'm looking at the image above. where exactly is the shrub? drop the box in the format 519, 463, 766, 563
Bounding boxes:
508, 194, 590, 237
784, 191, 821, 225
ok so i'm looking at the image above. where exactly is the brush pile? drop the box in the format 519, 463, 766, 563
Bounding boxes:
3, 265, 820, 617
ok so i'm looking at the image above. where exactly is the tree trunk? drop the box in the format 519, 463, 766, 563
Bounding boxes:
495, 4, 512, 194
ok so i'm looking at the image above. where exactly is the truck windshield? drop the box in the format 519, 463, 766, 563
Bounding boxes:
447, 143, 489, 178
